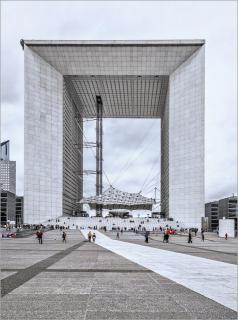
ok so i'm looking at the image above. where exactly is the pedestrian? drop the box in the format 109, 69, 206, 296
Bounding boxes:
116, 231, 120, 239
188, 231, 192, 244
201, 230, 205, 242
37, 230, 43, 244
92, 233, 96, 243
163, 230, 166, 243
225, 233, 228, 240
166, 232, 170, 243
36, 230, 40, 242
145, 231, 149, 243
62, 231, 66, 243
88, 231, 92, 242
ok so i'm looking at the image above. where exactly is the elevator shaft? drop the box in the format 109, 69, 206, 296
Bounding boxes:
96, 96, 103, 216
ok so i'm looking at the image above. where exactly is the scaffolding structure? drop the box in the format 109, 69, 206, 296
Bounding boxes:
96, 96, 103, 216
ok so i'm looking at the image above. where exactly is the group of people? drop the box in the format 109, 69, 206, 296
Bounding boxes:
143, 228, 207, 245
87, 231, 96, 242
36, 230, 67, 244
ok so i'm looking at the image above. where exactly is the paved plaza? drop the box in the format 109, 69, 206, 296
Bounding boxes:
1, 230, 237, 319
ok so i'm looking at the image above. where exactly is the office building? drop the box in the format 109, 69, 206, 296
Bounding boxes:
205, 196, 237, 231
22, 39, 205, 227
205, 201, 219, 231
1, 140, 10, 160
0, 190, 16, 225
16, 196, 24, 226
0, 160, 16, 194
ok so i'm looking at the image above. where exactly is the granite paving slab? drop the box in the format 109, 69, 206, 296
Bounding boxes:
1, 230, 237, 320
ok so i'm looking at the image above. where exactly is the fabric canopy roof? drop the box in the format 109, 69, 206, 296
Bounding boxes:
79, 186, 154, 210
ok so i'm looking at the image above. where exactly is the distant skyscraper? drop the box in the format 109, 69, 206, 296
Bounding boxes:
0, 140, 17, 225
0, 140, 16, 194
1, 140, 10, 160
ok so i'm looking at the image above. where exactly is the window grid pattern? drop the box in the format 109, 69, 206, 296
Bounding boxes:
64, 75, 169, 118
0, 161, 16, 194
30, 44, 200, 76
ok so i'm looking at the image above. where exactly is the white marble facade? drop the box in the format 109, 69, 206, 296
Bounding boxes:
24, 46, 63, 224
23, 41, 205, 226
162, 47, 205, 227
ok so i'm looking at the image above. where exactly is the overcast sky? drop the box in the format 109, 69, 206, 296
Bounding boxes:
1, 1, 237, 204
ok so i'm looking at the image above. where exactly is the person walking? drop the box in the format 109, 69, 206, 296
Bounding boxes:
116, 231, 120, 239
88, 231, 92, 242
62, 231, 66, 243
145, 231, 149, 243
92, 233, 96, 243
188, 231, 192, 244
37, 230, 43, 244
225, 233, 228, 240
166, 232, 170, 243
201, 230, 205, 242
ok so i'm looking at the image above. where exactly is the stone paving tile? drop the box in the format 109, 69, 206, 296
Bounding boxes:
85, 311, 193, 320
1, 294, 88, 319
9, 273, 94, 295
172, 294, 238, 318
35, 271, 96, 278
49, 243, 147, 271
0, 310, 85, 320
87, 294, 185, 313
1, 239, 86, 296
1, 230, 237, 320
1, 251, 58, 269
93, 272, 151, 279
91, 273, 161, 295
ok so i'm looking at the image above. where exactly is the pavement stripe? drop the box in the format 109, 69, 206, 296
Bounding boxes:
81, 229, 237, 311
1, 241, 86, 297
1, 268, 152, 273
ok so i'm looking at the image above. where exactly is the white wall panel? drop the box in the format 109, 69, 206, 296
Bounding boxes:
24, 46, 63, 224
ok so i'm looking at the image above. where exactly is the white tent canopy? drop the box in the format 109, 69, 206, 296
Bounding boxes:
79, 186, 154, 211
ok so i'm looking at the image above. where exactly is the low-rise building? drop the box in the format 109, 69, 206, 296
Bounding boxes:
0, 190, 16, 226
205, 201, 219, 231
218, 196, 237, 220
205, 196, 237, 231
16, 196, 24, 226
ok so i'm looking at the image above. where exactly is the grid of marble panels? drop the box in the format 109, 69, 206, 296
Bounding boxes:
63, 82, 83, 215
24, 46, 63, 224
30, 45, 200, 76
65, 75, 169, 118
0, 161, 16, 194
168, 46, 205, 227
160, 94, 170, 216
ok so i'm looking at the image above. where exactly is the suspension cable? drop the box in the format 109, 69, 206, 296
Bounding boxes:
112, 119, 159, 185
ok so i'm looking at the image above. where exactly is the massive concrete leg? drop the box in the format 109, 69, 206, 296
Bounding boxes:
161, 47, 205, 228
